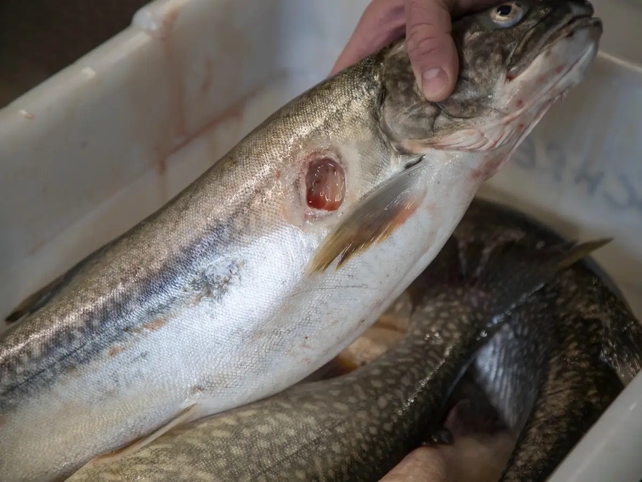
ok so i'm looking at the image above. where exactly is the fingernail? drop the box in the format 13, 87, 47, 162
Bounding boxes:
422, 68, 449, 100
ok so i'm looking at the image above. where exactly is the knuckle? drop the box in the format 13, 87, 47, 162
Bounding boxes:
365, 0, 406, 28
405, 26, 444, 61
366, 0, 403, 16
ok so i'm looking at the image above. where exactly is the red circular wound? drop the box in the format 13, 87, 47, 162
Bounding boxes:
305, 158, 345, 211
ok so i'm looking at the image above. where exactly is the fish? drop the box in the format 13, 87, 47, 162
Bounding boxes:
454, 198, 642, 481
66, 199, 597, 482
0, 0, 603, 480
309, 195, 641, 482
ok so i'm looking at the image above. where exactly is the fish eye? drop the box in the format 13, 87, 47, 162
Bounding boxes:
490, 2, 525, 28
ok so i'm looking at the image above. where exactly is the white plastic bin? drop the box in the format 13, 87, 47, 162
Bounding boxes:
0, 0, 640, 480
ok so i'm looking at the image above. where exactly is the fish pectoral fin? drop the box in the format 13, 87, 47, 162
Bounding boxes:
87, 404, 201, 466
307, 161, 427, 273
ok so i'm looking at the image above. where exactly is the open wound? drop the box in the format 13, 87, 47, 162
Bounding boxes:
306, 157, 346, 212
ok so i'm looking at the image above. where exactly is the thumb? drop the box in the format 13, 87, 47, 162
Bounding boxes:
404, 0, 459, 102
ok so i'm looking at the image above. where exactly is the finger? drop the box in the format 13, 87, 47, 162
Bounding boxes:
330, 0, 406, 76
405, 0, 504, 101
404, 0, 458, 102
450, 0, 506, 18
380, 447, 449, 481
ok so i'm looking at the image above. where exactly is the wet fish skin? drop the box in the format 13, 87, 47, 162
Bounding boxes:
459, 198, 642, 481
66, 216, 538, 482
0, 1, 603, 480
66, 199, 608, 482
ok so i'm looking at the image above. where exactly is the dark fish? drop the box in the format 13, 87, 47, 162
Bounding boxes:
455, 198, 642, 481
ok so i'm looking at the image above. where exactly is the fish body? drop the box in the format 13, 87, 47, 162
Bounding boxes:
65, 202, 540, 482
66, 195, 616, 482
0, 1, 603, 480
457, 199, 642, 481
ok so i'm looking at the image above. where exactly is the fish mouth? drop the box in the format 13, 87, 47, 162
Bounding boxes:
480, 32, 599, 170
507, 12, 603, 80
500, 32, 599, 129
546, 16, 603, 48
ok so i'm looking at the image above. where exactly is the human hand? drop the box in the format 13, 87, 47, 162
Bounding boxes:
331, 0, 503, 102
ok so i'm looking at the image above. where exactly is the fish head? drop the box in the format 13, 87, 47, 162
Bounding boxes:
305, 0, 602, 276
380, 0, 602, 178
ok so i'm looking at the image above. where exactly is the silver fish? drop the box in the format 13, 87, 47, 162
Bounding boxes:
65, 200, 576, 482
0, 1, 602, 480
